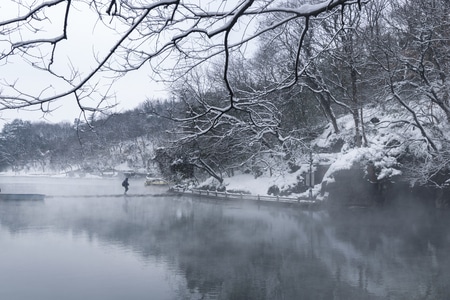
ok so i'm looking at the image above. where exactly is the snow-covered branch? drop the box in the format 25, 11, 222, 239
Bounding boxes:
0, 0, 363, 116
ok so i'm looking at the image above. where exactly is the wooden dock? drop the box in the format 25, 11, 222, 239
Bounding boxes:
170, 188, 322, 208
0, 193, 45, 201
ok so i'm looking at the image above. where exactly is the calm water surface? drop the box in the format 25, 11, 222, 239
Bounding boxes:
1, 176, 449, 300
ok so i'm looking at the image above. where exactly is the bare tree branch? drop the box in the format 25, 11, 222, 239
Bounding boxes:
1, 0, 363, 116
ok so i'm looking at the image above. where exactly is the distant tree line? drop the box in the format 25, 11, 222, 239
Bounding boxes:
0, 100, 173, 174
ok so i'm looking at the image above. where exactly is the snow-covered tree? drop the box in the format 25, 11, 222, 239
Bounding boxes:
1, 0, 365, 122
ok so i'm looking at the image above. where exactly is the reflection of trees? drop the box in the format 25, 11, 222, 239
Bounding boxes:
327, 209, 450, 300
0, 201, 47, 233
1, 199, 450, 299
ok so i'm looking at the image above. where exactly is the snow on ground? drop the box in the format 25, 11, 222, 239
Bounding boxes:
312, 105, 431, 185
197, 166, 318, 198
222, 172, 298, 196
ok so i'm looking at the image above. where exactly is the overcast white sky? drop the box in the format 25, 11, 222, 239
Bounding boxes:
0, 71, 169, 128
0, 1, 170, 129
0, 0, 260, 130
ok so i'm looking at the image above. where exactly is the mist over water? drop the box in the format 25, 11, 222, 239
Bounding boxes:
1, 177, 449, 300
0, 176, 153, 197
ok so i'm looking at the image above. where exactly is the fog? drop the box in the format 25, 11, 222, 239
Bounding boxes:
1, 176, 449, 299
0, 176, 153, 197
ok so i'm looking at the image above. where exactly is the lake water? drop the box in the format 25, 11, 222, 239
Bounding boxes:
1, 176, 449, 300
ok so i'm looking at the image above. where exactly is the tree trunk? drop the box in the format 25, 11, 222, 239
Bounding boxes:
197, 158, 223, 184
351, 66, 362, 147
317, 94, 340, 134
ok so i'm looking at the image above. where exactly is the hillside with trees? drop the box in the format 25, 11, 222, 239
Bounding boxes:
0, 100, 173, 175
1, 0, 450, 208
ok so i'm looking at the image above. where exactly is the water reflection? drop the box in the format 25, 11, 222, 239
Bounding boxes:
1, 177, 450, 299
